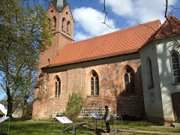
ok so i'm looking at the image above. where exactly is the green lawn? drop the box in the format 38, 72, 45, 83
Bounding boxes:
113, 120, 180, 134
0, 119, 180, 135
0, 120, 93, 135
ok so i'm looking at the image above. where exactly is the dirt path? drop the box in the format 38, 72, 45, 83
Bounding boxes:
108, 128, 180, 135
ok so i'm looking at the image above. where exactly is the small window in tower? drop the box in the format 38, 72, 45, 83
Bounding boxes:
62, 17, 66, 32
48, 18, 51, 30
53, 16, 57, 30
67, 21, 71, 35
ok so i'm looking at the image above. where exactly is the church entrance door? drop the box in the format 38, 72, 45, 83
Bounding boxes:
172, 93, 180, 121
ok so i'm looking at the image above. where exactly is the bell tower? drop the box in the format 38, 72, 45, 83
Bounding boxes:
39, 0, 74, 68
53, 0, 67, 11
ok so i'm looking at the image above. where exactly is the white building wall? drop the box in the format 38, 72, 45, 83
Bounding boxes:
140, 41, 164, 121
141, 36, 180, 122
156, 36, 180, 122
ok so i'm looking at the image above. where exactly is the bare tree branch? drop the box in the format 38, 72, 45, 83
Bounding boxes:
103, 0, 107, 23
165, 0, 168, 19
102, 0, 113, 29
0, 82, 6, 91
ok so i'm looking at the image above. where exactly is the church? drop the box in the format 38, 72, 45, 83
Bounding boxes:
32, 0, 180, 123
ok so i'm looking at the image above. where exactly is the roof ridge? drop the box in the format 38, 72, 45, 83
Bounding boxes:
69, 19, 161, 45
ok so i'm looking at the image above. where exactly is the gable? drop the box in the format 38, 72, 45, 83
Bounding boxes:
153, 16, 180, 40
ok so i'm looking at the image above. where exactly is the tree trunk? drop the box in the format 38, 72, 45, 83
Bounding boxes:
22, 98, 28, 119
6, 86, 13, 117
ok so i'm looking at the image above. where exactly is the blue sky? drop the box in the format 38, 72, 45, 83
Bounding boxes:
0, 0, 180, 100
0, 72, 6, 101
70, 0, 180, 40
25, 0, 180, 41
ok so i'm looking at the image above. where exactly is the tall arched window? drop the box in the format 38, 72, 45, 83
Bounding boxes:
55, 76, 61, 97
91, 70, 99, 96
124, 66, 135, 95
171, 50, 180, 83
53, 16, 57, 30
62, 18, 66, 32
67, 21, 71, 34
147, 57, 154, 89
48, 18, 51, 30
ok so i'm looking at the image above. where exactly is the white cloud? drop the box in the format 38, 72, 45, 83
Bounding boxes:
72, 0, 177, 41
73, 7, 117, 41
100, 0, 134, 16
100, 0, 177, 23
74, 32, 89, 41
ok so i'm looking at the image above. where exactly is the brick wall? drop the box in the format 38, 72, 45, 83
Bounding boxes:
117, 96, 144, 118
33, 58, 145, 119
39, 5, 74, 68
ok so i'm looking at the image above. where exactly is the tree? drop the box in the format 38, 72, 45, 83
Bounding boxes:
65, 92, 83, 120
0, 0, 52, 117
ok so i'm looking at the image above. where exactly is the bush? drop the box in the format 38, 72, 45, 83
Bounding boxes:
65, 92, 83, 120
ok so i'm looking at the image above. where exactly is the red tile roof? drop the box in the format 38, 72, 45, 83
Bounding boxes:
47, 20, 161, 68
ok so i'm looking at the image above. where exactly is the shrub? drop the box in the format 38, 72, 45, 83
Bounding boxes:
65, 92, 83, 120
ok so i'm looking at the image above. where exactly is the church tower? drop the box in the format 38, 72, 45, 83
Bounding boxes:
39, 0, 74, 68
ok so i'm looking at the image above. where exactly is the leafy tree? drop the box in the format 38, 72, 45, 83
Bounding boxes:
0, 0, 52, 117
65, 92, 83, 120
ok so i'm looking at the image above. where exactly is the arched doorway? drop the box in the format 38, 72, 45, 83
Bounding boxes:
124, 65, 135, 95
117, 65, 144, 119
172, 93, 180, 121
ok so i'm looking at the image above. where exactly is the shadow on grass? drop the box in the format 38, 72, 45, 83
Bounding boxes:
0, 133, 7, 135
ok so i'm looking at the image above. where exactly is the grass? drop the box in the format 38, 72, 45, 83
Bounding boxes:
0, 120, 92, 135
0, 119, 180, 135
113, 120, 180, 133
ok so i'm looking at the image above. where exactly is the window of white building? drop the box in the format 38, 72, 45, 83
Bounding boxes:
171, 50, 180, 83
147, 57, 154, 89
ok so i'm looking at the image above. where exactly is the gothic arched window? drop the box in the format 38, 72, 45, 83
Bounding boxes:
55, 76, 61, 97
48, 18, 51, 30
62, 17, 66, 32
171, 50, 180, 83
53, 16, 57, 30
91, 70, 99, 96
67, 21, 71, 34
147, 57, 154, 89
124, 66, 135, 95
